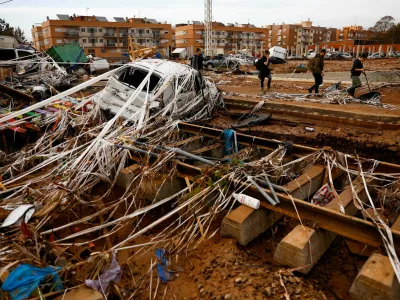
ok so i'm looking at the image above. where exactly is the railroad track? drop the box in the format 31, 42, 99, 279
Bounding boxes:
166, 122, 400, 298
223, 96, 400, 130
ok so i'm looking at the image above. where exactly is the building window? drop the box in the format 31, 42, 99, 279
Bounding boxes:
164, 31, 169, 34
56, 39, 62, 43
88, 49, 95, 55
298, 42, 300, 44
81, 28, 86, 32
146, 30, 150, 33
99, 29, 103, 33
309, 42, 312, 45
101, 48, 105, 53
99, 39, 103, 43
283, 28, 287, 32
82, 39, 87, 43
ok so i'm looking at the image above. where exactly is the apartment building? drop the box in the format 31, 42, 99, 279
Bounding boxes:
174, 21, 269, 56
267, 19, 337, 56
336, 25, 373, 41
31, 14, 173, 60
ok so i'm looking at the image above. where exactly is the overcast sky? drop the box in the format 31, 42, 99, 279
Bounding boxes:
1, 0, 399, 41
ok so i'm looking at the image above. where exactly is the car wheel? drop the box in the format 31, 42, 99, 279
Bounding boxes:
207, 63, 213, 70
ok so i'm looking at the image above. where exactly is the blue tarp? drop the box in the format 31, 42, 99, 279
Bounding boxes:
223, 129, 234, 155
2, 264, 63, 300
156, 249, 172, 283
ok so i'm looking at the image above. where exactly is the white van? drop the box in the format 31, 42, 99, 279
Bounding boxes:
0, 48, 37, 73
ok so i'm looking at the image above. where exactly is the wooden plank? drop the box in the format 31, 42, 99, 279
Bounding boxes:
191, 143, 221, 154
166, 135, 203, 147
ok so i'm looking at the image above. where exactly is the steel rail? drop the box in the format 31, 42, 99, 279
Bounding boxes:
178, 122, 400, 174
223, 96, 400, 130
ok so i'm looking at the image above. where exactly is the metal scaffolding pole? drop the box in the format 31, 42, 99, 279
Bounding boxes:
204, 0, 213, 56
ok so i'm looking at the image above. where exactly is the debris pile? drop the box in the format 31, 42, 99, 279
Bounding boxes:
0, 59, 399, 299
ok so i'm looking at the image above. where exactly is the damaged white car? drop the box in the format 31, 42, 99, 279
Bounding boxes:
95, 59, 220, 121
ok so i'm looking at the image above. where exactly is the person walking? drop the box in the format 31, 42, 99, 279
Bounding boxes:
258, 50, 272, 91
190, 48, 204, 71
308, 49, 326, 94
348, 52, 368, 97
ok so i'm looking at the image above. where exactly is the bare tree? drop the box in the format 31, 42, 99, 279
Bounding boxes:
369, 16, 396, 32
0, 18, 14, 36
13, 26, 27, 44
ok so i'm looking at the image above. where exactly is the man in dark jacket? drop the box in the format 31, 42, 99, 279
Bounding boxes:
308, 49, 326, 94
258, 50, 272, 91
190, 48, 204, 71
348, 52, 367, 97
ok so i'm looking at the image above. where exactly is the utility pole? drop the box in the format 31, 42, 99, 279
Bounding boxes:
204, 0, 213, 56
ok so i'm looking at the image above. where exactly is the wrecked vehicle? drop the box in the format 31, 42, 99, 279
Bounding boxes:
96, 59, 220, 120
0, 47, 38, 73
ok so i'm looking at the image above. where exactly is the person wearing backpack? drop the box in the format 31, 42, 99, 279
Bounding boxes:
257, 50, 271, 91
348, 52, 367, 97
308, 49, 326, 94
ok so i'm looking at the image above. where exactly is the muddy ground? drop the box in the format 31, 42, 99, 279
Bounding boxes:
203, 69, 400, 163
112, 214, 365, 300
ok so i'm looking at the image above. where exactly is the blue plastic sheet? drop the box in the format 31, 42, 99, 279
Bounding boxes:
2, 264, 63, 300
223, 129, 234, 155
156, 249, 172, 283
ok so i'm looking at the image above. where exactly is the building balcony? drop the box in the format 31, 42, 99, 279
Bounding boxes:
119, 32, 129, 37
64, 32, 79, 37
105, 41, 117, 47
104, 32, 117, 37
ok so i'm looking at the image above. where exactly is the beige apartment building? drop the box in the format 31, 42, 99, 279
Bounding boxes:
174, 21, 269, 56
31, 14, 173, 60
336, 25, 373, 41
267, 19, 337, 56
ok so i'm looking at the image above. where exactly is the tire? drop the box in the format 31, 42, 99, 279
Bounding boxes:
206, 63, 213, 70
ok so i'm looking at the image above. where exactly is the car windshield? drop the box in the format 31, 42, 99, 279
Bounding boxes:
117, 67, 161, 92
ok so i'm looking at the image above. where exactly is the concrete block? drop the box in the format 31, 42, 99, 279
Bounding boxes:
349, 253, 400, 300
284, 165, 325, 200
220, 205, 282, 246
117, 164, 140, 189
140, 175, 186, 202
273, 225, 337, 274
54, 286, 103, 300
275, 176, 369, 274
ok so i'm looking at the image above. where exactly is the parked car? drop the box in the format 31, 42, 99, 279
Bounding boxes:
96, 59, 219, 120
287, 54, 298, 60
306, 50, 316, 60
368, 52, 386, 59
203, 55, 233, 69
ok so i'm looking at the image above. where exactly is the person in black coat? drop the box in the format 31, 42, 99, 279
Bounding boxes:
258, 50, 271, 90
190, 48, 204, 71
